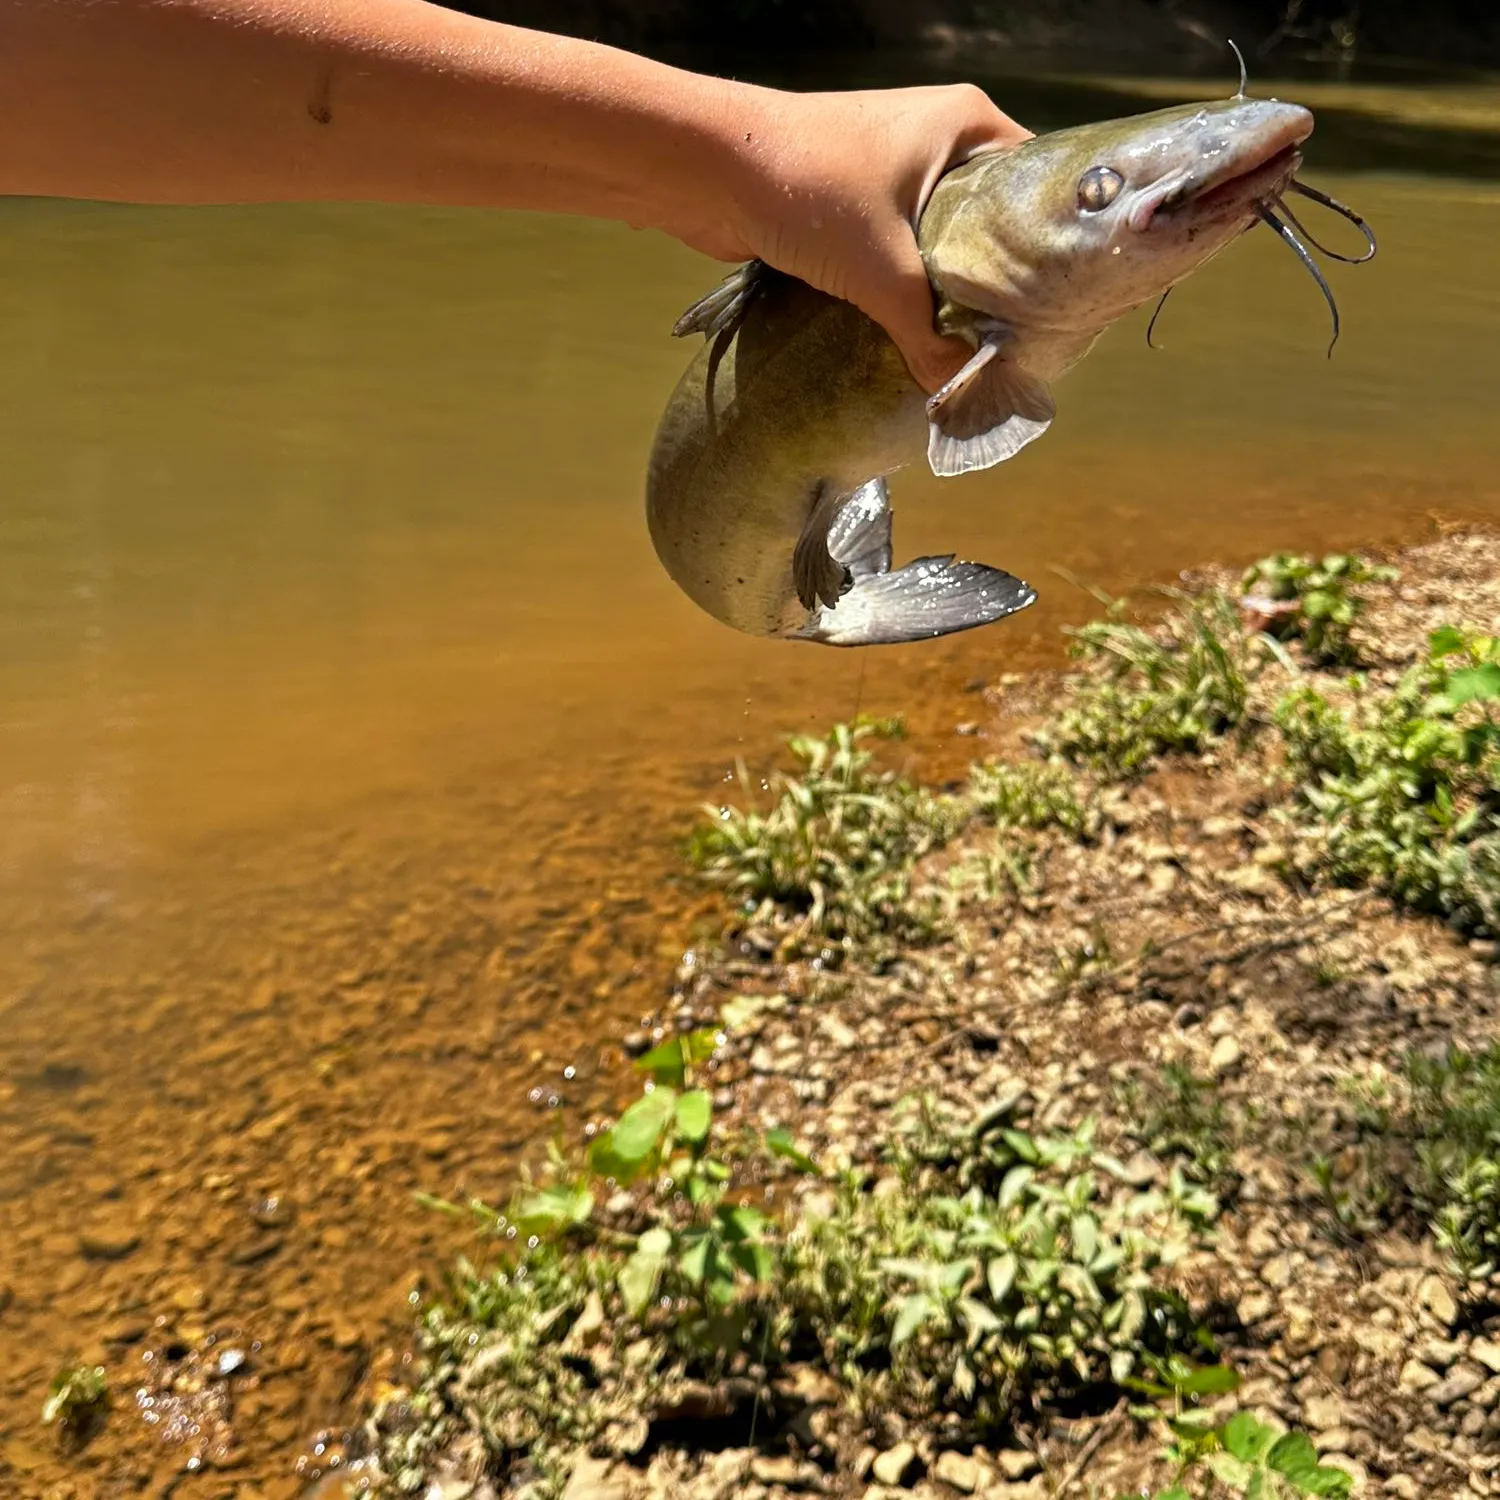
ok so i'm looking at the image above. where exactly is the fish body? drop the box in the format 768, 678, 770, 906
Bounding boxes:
646, 97, 1316, 647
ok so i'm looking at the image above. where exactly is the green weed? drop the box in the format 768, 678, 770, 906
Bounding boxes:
1138, 1407, 1353, 1499
1119, 1065, 1236, 1194
1041, 590, 1262, 779
686, 722, 962, 959
1241, 551, 1397, 665
395, 1074, 1221, 1494
966, 757, 1094, 836
42, 1363, 108, 1444
1276, 627, 1500, 930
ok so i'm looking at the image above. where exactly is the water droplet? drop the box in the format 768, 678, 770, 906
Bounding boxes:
563, 1065, 576, 1080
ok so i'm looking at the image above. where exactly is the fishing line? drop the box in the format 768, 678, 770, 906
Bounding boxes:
850, 651, 870, 736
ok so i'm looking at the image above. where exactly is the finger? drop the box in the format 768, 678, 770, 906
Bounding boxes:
847, 234, 970, 395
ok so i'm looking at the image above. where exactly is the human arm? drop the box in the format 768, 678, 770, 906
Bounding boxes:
0, 0, 1029, 388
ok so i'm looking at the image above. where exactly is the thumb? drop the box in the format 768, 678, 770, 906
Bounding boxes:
848, 234, 971, 397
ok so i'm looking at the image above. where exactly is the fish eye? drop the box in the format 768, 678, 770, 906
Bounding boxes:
1077, 165, 1125, 212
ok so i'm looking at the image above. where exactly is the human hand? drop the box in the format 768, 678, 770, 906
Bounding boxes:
679, 84, 1031, 394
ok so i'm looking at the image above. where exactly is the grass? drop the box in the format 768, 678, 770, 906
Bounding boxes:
685, 721, 962, 961
1039, 588, 1265, 779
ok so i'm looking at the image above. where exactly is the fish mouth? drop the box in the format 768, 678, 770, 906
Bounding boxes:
1130, 126, 1310, 233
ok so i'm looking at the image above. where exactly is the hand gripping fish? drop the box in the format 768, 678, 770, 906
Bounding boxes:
645, 95, 1374, 647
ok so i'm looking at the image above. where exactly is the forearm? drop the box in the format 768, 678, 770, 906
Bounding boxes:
0, 0, 750, 237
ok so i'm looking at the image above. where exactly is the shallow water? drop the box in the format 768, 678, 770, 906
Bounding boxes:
1, 66, 1498, 1491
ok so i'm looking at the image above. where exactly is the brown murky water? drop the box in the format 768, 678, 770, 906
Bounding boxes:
1, 65, 1499, 1496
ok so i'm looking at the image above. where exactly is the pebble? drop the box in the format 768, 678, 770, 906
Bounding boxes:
1238, 1290, 1277, 1326
1209, 1035, 1243, 1078
1419, 1275, 1460, 1329
750, 1456, 820, 1489
1262, 1254, 1295, 1290
1472, 1338, 1500, 1374
996, 1450, 1040, 1481
1428, 1364, 1485, 1408
933, 1452, 984, 1493
1400, 1360, 1441, 1393
1304, 1395, 1355, 1431
871, 1444, 919, 1488
1245, 1222, 1281, 1259
77, 1216, 141, 1261
560, 1456, 630, 1500
1385, 1478, 1419, 1500
818, 1016, 859, 1051
1417, 1337, 1464, 1369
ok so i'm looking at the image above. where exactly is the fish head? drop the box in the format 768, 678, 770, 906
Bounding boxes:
923, 97, 1314, 341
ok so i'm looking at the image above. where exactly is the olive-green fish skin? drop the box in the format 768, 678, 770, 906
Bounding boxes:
647, 97, 1315, 648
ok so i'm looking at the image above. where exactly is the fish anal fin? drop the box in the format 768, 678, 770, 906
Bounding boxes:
926, 332, 1055, 478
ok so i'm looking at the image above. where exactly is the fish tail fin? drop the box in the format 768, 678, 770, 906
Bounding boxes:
798, 477, 1035, 647
800, 557, 1036, 647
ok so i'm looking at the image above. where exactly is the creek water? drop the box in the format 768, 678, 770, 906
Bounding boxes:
0, 61, 1497, 1494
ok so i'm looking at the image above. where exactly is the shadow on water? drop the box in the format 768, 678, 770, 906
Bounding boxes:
0, 58, 1497, 1490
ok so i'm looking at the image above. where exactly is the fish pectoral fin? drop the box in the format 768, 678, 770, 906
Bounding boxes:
798, 555, 1037, 648
792, 481, 853, 611
671, 260, 771, 340
925, 334, 1056, 478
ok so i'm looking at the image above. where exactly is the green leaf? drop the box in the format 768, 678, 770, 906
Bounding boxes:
1175, 1363, 1242, 1398
1430, 625, 1469, 659
510, 1184, 594, 1236
611, 1089, 676, 1165
412, 1191, 466, 1217
674, 1090, 712, 1144
634, 1038, 686, 1088
957, 1296, 1003, 1339
987, 1253, 1018, 1304
1208, 1453, 1254, 1489
678, 1231, 713, 1286
721, 1204, 768, 1241
1001, 1128, 1041, 1163
892, 1292, 938, 1348
1269, 1431, 1351, 1496
683, 1028, 722, 1067
1071, 1212, 1100, 1266
999, 1165, 1035, 1209
765, 1127, 819, 1175
619, 1226, 672, 1316
1222, 1410, 1276, 1463
1445, 664, 1500, 706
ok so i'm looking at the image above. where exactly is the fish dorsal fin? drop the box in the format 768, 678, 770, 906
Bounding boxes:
925, 330, 1055, 478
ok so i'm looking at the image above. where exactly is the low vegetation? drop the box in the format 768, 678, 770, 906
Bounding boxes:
42, 1364, 108, 1447
376, 536, 1499, 1500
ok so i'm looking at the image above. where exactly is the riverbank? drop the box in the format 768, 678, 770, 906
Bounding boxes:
360, 528, 1499, 1500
